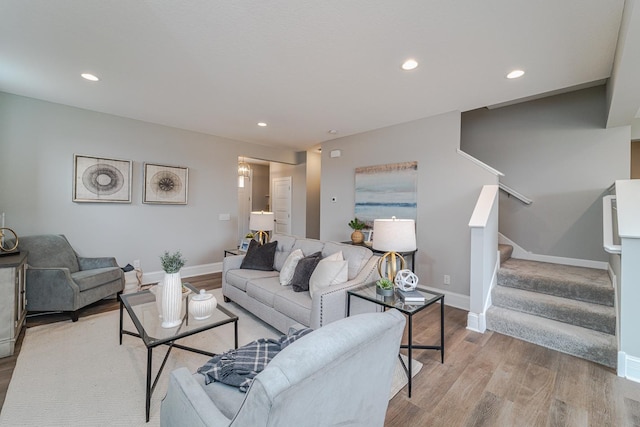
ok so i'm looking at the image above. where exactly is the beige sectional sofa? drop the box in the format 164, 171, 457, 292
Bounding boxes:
222, 234, 380, 332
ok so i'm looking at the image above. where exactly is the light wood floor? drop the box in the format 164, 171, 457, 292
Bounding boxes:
2, 273, 639, 426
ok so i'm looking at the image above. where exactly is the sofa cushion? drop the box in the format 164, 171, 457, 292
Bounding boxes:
279, 249, 304, 286
272, 234, 297, 271
246, 277, 283, 308
309, 252, 348, 299
240, 240, 277, 271
273, 288, 312, 326
290, 252, 322, 292
292, 239, 325, 258
71, 267, 123, 292
225, 269, 279, 292
322, 242, 372, 280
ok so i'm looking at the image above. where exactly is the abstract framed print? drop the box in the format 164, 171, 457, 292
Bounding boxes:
143, 163, 189, 204
73, 154, 132, 203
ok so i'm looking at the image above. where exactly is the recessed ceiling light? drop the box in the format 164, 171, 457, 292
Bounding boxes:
257, 122, 267, 127
401, 59, 419, 71
506, 69, 525, 79
81, 73, 99, 82
328, 129, 338, 134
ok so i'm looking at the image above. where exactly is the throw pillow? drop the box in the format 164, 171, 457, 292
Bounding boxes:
279, 249, 304, 286
309, 252, 348, 299
290, 251, 322, 292
240, 239, 277, 271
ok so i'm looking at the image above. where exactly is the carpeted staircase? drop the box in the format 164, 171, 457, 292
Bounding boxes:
487, 245, 617, 368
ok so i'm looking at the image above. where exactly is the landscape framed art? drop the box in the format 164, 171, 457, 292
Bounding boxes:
143, 163, 189, 204
73, 154, 132, 203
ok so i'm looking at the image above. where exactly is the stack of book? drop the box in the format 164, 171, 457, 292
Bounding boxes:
396, 288, 425, 303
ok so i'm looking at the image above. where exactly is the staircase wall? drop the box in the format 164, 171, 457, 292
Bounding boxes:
461, 86, 630, 262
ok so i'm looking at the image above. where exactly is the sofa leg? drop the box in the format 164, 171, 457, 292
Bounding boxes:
224, 296, 231, 303
69, 311, 79, 322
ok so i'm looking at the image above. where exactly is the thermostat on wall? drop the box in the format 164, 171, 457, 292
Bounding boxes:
330, 149, 341, 158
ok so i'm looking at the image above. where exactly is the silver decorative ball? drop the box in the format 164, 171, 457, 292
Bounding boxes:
394, 269, 419, 291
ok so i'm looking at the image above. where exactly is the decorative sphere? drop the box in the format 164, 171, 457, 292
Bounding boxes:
394, 269, 419, 291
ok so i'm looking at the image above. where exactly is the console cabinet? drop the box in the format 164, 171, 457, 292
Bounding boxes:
0, 252, 27, 358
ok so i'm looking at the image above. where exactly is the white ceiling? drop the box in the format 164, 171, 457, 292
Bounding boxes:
2, 0, 638, 151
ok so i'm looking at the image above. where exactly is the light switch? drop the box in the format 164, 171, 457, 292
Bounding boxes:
219, 213, 230, 221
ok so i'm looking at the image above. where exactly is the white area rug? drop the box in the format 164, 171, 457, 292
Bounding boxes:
0, 289, 421, 426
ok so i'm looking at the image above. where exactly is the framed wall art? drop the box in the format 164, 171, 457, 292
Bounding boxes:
143, 163, 189, 205
73, 154, 132, 203
354, 161, 418, 228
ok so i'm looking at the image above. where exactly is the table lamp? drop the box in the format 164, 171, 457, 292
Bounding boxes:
372, 217, 416, 281
250, 211, 275, 245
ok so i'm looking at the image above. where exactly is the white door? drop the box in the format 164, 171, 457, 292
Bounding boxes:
273, 176, 292, 235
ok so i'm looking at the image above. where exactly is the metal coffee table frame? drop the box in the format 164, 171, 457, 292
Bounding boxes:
119, 282, 238, 422
347, 283, 444, 397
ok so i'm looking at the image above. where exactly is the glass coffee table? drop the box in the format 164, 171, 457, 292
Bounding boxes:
119, 282, 238, 422
346, 283, 444, 398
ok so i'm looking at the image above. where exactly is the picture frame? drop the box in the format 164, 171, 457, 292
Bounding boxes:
143, 163, 189, 205
239, 239, 251, 252
362, 230, 373, 246
73, 154, 132, 203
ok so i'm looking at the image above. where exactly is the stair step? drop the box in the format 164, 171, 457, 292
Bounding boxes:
492, 285, 616, 335
498, 244, 513, 265
486, 306, 617, 368
498, 259, 614, 306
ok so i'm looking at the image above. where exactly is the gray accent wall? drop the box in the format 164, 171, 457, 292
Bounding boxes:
320, 111, 498, 298
461, 86, 630, 262
0, 92, 301, 273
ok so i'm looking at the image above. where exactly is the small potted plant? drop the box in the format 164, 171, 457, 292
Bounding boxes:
376, 277, 394, 296
348, 218, 367, 244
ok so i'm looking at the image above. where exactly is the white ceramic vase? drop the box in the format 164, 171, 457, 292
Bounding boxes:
161, 272, 183, 328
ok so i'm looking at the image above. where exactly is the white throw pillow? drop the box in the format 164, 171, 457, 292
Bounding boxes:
279, 249, 304, 286
309, 252, 348, 298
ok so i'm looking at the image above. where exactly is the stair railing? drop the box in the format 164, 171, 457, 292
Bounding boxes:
467, 184, 500, 333
499, 182, 532, 205
603, 195, 621, 254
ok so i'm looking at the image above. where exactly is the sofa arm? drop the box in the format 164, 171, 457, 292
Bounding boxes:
77, 256, 119, 270
222, 254, 245, 272
310, 255, 381, 329
25, 267, 79, 311
161, 367, 232, 427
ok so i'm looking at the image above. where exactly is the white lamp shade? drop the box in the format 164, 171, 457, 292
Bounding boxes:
372, 218, 416, 252
250, 211, 274, 231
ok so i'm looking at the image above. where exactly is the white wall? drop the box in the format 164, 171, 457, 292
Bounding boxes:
0, 92, 299, 275
461, 86, 630, 262
320, 111, 498, 298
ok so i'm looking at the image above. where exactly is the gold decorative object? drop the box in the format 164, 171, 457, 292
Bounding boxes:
0, 228, 19, 253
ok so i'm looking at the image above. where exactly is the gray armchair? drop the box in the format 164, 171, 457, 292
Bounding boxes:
161, 309, 406, 427
18, 234, 125, 321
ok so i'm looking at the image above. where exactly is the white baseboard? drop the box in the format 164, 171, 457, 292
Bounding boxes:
466, 312, 486, 333
618, 351, 640, 383
419, 285, 469, 311
141, 262, 223, 285
498, 233, 608, 270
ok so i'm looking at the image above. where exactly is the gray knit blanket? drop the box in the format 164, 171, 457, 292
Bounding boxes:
197, 328, 313, 392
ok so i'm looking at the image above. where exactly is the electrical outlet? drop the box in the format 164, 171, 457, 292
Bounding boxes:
444, 274, 451, 285
133, 259, 140, 269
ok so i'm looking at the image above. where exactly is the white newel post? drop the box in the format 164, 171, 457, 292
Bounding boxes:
161, 272, 183, 328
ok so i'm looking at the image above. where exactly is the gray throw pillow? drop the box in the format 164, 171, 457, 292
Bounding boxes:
290, 251, 322, 292
240, 239, 277, 271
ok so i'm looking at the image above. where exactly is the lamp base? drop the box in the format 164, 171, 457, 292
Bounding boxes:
377, 252, 406, 282
256, 230, 270, 245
